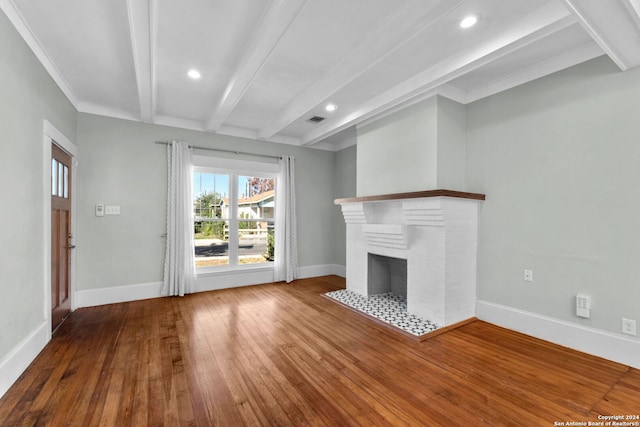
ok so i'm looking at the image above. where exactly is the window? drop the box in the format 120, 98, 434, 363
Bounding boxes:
192, 156, 277, 271
51, 158, 69, 198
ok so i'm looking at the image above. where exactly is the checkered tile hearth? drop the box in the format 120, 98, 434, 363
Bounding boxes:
324, 290, 440, 337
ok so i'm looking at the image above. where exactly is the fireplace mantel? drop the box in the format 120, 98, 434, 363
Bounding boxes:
334, 189, 485, 205
336, 189, 484, 328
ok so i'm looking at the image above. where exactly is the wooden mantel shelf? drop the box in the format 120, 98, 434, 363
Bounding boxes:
334, 189, 485, 205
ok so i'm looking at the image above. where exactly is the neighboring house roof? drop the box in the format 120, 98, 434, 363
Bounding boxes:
221, 189, 275, 207
240, 189, 275, 205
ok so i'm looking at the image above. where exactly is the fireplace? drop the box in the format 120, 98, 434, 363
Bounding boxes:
335, 190, 485, 327
368, 254, 407, 297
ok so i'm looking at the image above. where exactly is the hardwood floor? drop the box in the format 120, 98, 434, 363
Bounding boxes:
1, 275, 638, 426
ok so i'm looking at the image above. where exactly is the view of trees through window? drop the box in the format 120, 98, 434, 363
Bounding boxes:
193, 171, 275, 268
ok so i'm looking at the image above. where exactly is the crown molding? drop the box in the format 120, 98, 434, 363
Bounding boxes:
0, 0, 79, 108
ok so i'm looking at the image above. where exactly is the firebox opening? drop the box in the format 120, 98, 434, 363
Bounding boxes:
367, 253, 407, 297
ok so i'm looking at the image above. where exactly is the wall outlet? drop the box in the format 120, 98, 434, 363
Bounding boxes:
524, 269, 533, 282
622, 318, 637, 336
576, 294, 591, 318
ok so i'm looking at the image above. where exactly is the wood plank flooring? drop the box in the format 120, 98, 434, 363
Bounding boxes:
1, 275, 638, 426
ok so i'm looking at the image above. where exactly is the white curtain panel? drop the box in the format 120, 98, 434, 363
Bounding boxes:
275, 155, 298, 283
161, 141, 196, 296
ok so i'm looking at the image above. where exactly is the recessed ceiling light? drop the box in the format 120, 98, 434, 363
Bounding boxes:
325, 103, 337, 112
187, 69, 201, 79
460, 15, 477, 29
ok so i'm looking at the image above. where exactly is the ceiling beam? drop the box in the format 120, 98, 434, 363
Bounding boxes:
205, 0, 309, 132
301, 12, 577, 146
257, 0, 467, 140
561, 0, 640, 71
464, 39, 603, 104
126, 0, 154, 122
631, 0, 640, 18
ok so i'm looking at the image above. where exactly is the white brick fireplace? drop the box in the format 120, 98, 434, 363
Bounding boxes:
335, 190, 484, 328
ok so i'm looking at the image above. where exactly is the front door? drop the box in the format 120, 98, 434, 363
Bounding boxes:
51, 143, 72, 330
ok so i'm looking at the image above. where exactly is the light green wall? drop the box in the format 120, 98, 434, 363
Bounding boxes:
466, 56, 640, 335
76, 113, 340, 290
333, 144, 357, 265
436, 96, 466, 190
0, 12, 77, 357
357, 97, 438, 196
356, 95, 466, 196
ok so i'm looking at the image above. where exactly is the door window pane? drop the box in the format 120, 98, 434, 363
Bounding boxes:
52, 159, 58, 196
58, 162, 64, 197
63, 165, 69, 199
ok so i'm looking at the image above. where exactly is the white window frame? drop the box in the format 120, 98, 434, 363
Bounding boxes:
192, 155, 278, 275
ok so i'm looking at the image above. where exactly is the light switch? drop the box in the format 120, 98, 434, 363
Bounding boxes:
95, 204, 104, 217
105, 205, 120, 215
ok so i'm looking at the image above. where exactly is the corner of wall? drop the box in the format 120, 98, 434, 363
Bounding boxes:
0, 321, 49, 399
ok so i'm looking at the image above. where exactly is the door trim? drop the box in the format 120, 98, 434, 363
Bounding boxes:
43, 120, 77, 338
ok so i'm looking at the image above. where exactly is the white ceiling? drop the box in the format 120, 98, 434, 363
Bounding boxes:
2, 0, 640, 150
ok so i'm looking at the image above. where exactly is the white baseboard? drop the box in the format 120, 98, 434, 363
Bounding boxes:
0, 321, 49, 399
299, 264, 345, 279
331, 264, 346, 278
76, 281, 163, 308
75, 264, 345, 308
477, 300, 640, 369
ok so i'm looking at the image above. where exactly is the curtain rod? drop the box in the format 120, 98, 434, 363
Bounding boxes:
154, 141, 282, 160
